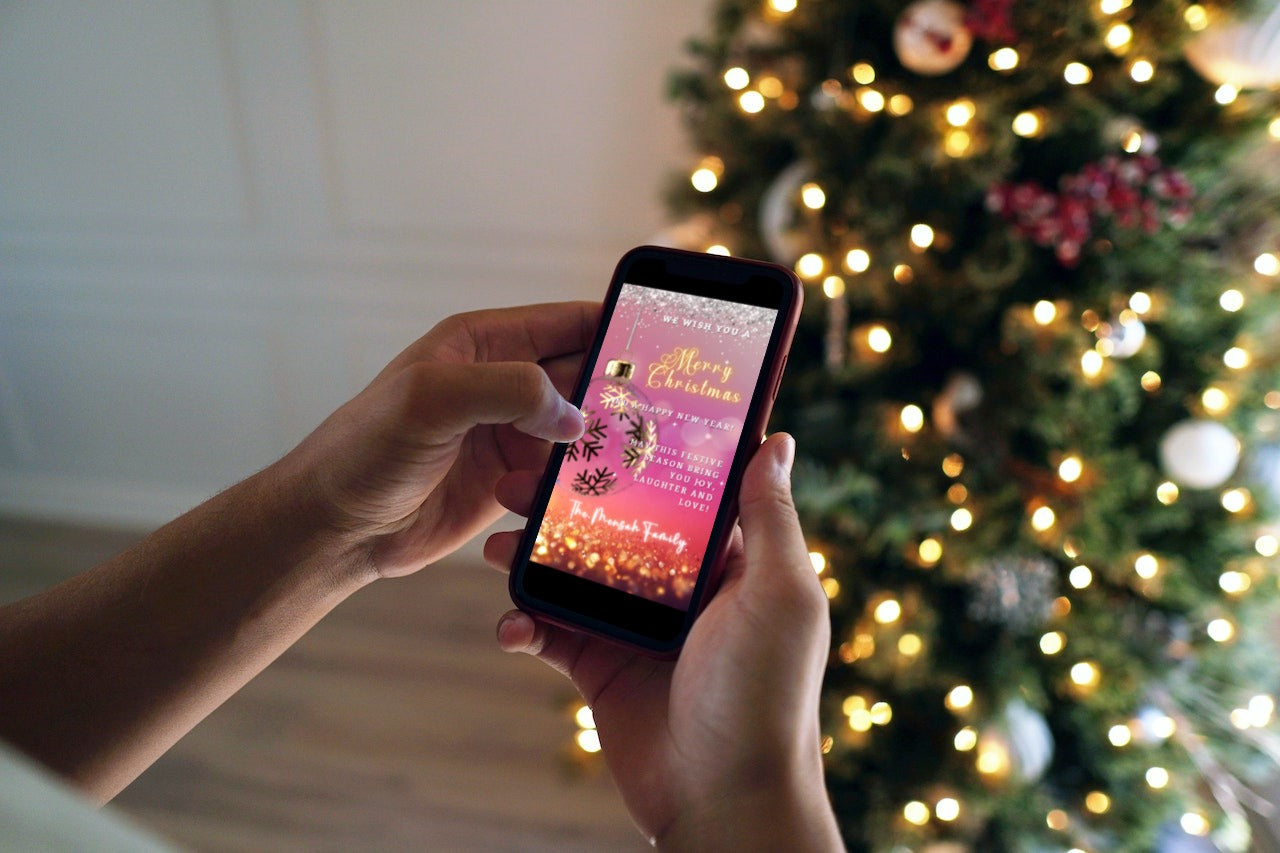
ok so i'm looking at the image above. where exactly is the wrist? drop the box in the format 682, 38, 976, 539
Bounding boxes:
656, 761, 843, 852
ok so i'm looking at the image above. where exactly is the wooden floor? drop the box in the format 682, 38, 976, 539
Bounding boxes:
0, 516, 648, 852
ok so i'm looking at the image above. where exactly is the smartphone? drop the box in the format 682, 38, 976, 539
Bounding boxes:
508, 245, 802, 655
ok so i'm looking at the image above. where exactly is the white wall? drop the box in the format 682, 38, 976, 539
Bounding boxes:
0, 0, 711, 527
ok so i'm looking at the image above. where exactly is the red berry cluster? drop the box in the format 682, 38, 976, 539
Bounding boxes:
987, 154, 1194, 266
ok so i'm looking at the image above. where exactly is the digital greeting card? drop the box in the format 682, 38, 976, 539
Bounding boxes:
532, 282, 780, 610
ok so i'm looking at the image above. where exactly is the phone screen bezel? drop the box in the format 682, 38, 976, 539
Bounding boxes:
509, 246, 801, 654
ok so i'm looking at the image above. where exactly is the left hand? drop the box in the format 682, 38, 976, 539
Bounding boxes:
278, 301, 597, 581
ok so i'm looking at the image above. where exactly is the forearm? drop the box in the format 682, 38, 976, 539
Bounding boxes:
656, 773, 844, 853
0, 458, 369, 802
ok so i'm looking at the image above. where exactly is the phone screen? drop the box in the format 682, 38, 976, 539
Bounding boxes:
511, 248, 799, 652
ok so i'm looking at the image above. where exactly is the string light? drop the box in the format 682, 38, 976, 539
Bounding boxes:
1100, 0, 1132, 14
1145, 766, 1170, 789
1130, 59, 1155, 83
898, 633, 923, 655
1268, 391, 1280, 409
942, 453, 964, 477
1215, 83, 1239, 105
944, 129, 972, 157
857, 87, 886, 112
1207, 618, 1235, 642
1085, 791, 1111, 814
1109, 723, 1132, 746
1064, 62, 1093, 85
1070, 660, 1101, 688
989, 47, 1019, 71
887, 94, 914, 116
1156, 481, 1179, 504
706, 244, 731, 256
823, 576, 840, 599
1141, 371, 1162, 392
1255, 252, 1280, 276
739, 90, 765, 113
822, 275, 845, 298
874, 597, 903, 624
1223, 346, 1250, 369
691, 157, 723, 192
900, 404, 924, 433
767, 0, 797, 13
1012, 110, 1042, 137
723, 66, 750, 90
1046, 810, 1069, 831
1221, 487, 1249, 513
1184, 4, 1209, 30
947, 483, 968, 503
1081, 350, 1104, 378
946, 99, 976, 127
1040, 631, 1066, 654
1134, 553, 1159, 579
1218, 570, 1250, 594
1271, 116, 1280, 139
893, 264, 914, 284
946, 684, 974, 711
844, 248, 870, 273
1104, 23, 1133, 51
851, 62, 875, 85
1129, 291, 1152, 313
1256, 534, 1279, 557
1031, 505, 1057, 532
867, 324, 892, 352
951, 508, 974, 531
910, 223, 935, 249
1181, 813, 1210, 837
935, 798, 960, 822
809, 551, 827, 573
1219, 288, 1245, 311
954, 726, 978, 751
976, 740, 1010, 775
796, 252, 825, 278
758, 75, 784, 98
1201, 386, 1230, 414
1069, 565, 1092, 589
903, 800, 930, 826
1033, 300, 1057, 324
801, 182, 827, 209
1058, 455, 1083, 482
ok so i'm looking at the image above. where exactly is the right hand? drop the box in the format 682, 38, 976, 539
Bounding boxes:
485, 434, 844, 850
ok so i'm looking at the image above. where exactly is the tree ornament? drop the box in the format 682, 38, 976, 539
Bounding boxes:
933, 372, 984, 439
759, 160, 813, 265
966, 554, 1058, 633
894, 0, 973, 76
1185, 1, 1280, 89
561, 307, 659, 498
979, 698, 1055, 782
1098, 314, 1146, 359
1159, 419, 1241, 490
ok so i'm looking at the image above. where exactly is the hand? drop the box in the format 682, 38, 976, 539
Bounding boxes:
484, 434, 844, 851
279, 301, 596, 581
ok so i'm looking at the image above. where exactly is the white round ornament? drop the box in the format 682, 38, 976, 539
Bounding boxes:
1100, 316, 1146, 359
759, 160, 813, 266
978, 698, 1054, 782
894, 0, 973, 76
1159, 419, 1241, 490
1185, 0, 1280, 88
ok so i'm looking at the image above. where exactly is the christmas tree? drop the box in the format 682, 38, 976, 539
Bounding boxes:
662, 0, 1280, 849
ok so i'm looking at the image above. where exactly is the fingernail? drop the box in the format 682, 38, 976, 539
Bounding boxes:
556, 398, 586, 442
776, 433, 796, 477
497, 613, 519, 646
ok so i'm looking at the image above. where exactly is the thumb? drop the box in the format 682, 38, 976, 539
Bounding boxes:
735, 433, 820, 601
395, 361, 585, 444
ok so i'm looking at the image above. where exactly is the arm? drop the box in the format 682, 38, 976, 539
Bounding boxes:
487, 434, 845, 851
0, 301, 596, 803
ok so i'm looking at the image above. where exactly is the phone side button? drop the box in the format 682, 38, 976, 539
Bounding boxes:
771, 356, 787, 399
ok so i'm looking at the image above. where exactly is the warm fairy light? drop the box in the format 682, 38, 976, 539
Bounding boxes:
576, 728, 601, 753
951, 508, 974, 532
900, 404, 925, 433
947, 483, 968, 504
575, 704, 596, 729
1064, 62, 1093, 85
1105, 23, 1133, 50
1148, 714, 1176, 740
758, 76, 783, 98
1081, 350, 1104, 378
944, 129, 972, 157
870, 702, 893, 725
809, 551, 826, 574
1221, 488, 1250, 513
874, 597, 903, 624
935, 798, 960, 822
1215, 83, 1239, 105
801, 182, 827, 209
1100, 0, 1132, 14
1219, 570, 1250, 594
1070, 660, 1100, 687
1069, 565, 1092, 589
723, 66, 750, 90
1129, 291, 1152, 314
1081, 309, 1102, 332
1255, 252, 1280, 276
857, 87, 886, 112
1219, 288, 1245, 311
1085, 791, 1111, 814
767, 0, 797, 13
1145, 766, 1170, 789
976, 741, 1009, 775
843, 694, 867, 715
942, 453, 964, 477
1256, 534, 1279, 557
851, 62, 875, 85
1201, 386, 1229, 414
1250, 694, 1275, 726
845, 248, 871, 273
1223, 346, 1250, 369
989, 47, 1019, 71
893, 264, 914, 283
954, 726, 978, 751
1134, 553, 1159, 579
1040, 631, 1066, 655
867, 324, 893, 352
848, 707, 872, 731
1031, 506, 1057, 532
1052, 596, 1072, 618
822, 276, 845, 298
887, 94, 914, 116
739, 90, 765, 113
1012, 110, 1042, 137
946, 685, 974, 711
1130, 59, 1155, 83
910, 223, 936, 249
1181, 813, 1210, 837
1271, 116, 1280, 139
1156, 481, 1180, 505
822, 577, 840, 599
945, 99, 976, 127
691, 168, 719, 193
898, 633, 923, 656
917, 538, 943, 568
1109, 723, 1132, 746
1268, 390, 1280, 409
706, 244, 731, 256
1046, 810, 1069, 831
1058, 455, 1083, 483
1033, 300, 1057, 324
1141, 371, 1162, 392
1123, 130, 1144, 154
903, 800, 930, 826
796, 252, 825, 278
1185, 4, 1209, 30
1207, 618, 1235, 642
